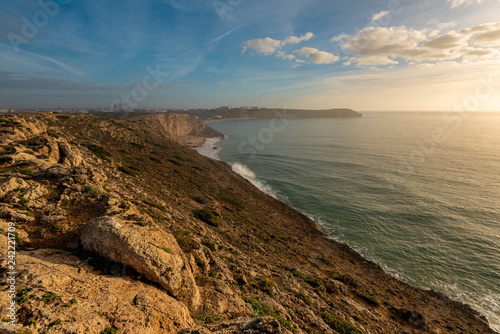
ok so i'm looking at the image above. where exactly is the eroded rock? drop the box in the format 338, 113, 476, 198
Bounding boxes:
178, 316, 293, 334
0, 249, 195, 334
80, 216, 201, 309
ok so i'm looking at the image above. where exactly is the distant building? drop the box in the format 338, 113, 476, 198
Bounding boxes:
219, 106, 231, 109
240, 106, 259, 110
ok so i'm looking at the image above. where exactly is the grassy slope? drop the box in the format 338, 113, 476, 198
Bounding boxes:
7, 113, 495, 334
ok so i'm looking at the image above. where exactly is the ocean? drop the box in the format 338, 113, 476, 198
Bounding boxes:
198, 112, 500, 332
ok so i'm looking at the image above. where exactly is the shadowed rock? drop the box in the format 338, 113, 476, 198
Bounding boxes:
80, 216, 201, 310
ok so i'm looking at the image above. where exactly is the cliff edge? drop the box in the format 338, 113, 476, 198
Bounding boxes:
0, 113, 494, 334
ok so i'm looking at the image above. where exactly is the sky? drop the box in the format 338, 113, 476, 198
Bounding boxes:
1, 0, 500, 111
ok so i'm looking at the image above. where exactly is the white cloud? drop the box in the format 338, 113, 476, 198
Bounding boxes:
283, 32, 314, 45
331, 33, 349, 43
294, 47, 340, 64
241, 32, 314, 55
336, 21, 500, 67
276, 51, 295, 60
447, 0, 485, 8
371, 11, 390, 22
241, 37, 281, 55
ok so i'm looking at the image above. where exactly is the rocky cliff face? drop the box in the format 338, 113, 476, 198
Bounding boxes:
0, 113, 495, 334
136, 113, 223, 147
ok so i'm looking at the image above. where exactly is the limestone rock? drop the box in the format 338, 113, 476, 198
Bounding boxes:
0, 249, 195, 334
178, 316, 293, 334
0, 177, 29, 198
80, 216, 201, 309
57, 139, 86, 167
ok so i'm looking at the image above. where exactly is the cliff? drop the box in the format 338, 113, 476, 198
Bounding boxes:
132, 113, 224, 147
0, 113, 495, 334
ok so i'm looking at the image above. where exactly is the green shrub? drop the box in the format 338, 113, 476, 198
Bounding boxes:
303, 274, 322, 288
359, 292, 380, 306
322, 312, 362, 334
143, 200, 164, 210
51, 319, 63, 326
86, 144, 111, 162
173, 230, 198, 252
241, 296, 296, 333
14, 289, 30, 304
46, 130, 60, 138
295, 291, 311, 305
41, 292, 58, 303
156, 245, 171, 253
101, 327, 117, 334
259, 279, 276, 296
193, 196, 208, 204
201, 240, 216, 252
87, 185, 101, 198
194, 209, 221, 227
118, 166, 139, 176
219, 196, 244, 209
134, 221, 147, 227
24, 318, 36, 326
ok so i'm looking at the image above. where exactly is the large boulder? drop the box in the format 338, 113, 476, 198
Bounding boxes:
80, 216, 201, 310
0, 249, 195, 333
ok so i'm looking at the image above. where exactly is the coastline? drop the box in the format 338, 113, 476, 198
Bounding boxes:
1, 112, 495, 333
198, 122, 499, 333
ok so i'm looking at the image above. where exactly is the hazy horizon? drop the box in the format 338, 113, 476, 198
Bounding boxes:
1, 0, 500, 111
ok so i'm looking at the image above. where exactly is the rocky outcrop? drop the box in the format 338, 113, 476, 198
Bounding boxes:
178, 317, 293, 334
80, 216, 201, 310
0, 248, 195, 333
138, 113, 223, 147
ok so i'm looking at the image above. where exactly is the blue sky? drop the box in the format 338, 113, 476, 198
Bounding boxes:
1, 0, 500, 110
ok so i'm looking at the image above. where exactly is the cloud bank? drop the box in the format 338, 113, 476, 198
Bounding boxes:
334, 21, 500, 67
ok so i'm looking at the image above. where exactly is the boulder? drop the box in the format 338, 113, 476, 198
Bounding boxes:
57, 140, 86, 167
80, 216, 201, 309
0, 249, 195, 334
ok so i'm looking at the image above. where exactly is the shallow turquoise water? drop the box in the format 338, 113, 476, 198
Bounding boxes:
206, 112, 500, 332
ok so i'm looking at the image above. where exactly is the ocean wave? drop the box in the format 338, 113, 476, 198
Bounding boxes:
195, 137, 221, 160
231, 162, 278, 198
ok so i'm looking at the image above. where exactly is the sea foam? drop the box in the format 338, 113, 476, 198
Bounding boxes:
231, 162, 278, 199
195, 137, 221, 160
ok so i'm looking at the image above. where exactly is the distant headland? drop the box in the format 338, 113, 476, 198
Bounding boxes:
0, 107, 362, 120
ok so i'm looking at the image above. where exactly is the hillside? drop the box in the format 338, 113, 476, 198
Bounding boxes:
0, 113, 495, 334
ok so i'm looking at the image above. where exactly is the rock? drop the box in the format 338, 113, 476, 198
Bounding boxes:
0, 249, 195, 334
44, 164, 72, 178
57, 140, 86, 167
324, 279, 347, 295
391, 308, 427, 330
0, 322, 37, 333
40, 215, 65, 223
178, 316, 293, 334
344, 298, 379, 321
80, 216, 201, 309
0, 205, 35, 223
0, 177, 28, 198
